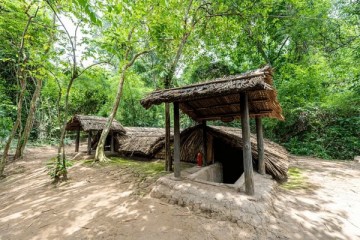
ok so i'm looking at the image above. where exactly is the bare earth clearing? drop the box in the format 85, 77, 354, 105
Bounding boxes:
0, 144, 359, 240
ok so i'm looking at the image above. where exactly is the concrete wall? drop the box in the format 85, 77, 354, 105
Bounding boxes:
188, 162, 223, 183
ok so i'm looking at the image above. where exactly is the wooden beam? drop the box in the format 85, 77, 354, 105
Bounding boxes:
196, 110, 273, 121
240, 93, 254, 195
185, 98, 269, 113
201, 121, 207, 166
186, 102, 241, 112
87, 130, 92, 155
173, 102, 181, 178
110, 131, 114, 153
179, 102, 198, 120
75, 127, 80, 153
256, 117, 265, 175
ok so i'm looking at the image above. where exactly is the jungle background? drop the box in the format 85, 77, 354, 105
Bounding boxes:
0, 0, 359, 162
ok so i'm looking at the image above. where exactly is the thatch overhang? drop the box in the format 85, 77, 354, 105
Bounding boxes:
117, 127, 173, 157
140, 65, 284, 122
65, 115, 126, 134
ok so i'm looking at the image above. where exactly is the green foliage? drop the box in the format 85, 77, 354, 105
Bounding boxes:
0, 83, 15, 147
1, 0, 359, 162
46, 157, 73, 179
276, 107, 360, 160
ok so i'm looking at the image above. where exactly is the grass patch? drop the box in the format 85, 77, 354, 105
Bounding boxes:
281, 167, 311, 190
110, 157, 165, 176
83, 157, 166, 177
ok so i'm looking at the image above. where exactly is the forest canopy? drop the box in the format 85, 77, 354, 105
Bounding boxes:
0, 0, 359, 164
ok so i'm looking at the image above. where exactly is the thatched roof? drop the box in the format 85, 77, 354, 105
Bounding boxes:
180, 125, 289, 181
141, 65, 284, 121
65, 115, 126, 133
116, 127, 173, 157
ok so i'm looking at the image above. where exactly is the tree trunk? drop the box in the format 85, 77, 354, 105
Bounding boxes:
95, 70, 127, 162
14, 78, 42, 160
0, 6, 38, 177
94, 50, 150, 162
0, 79, 26, 177
162, 0, 194, 171
54, 77, 75, 182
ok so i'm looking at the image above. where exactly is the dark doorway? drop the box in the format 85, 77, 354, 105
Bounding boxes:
214, 138, 244, 184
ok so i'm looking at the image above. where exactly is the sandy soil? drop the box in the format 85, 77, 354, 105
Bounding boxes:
1, 145, 360, 240
0, 145, 243, 240
270, 157, 360, 240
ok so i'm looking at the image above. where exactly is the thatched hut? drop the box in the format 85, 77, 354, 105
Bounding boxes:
179, 125, 288, 182
141, 65, 285, 195
65, 115, 126, 154
116, 127, 173, 158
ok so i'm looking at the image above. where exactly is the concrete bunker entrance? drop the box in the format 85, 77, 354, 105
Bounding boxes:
214, 138, 244, 184
188, 138, 244, 186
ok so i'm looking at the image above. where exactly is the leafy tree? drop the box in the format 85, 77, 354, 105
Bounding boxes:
0, 0, 53, 177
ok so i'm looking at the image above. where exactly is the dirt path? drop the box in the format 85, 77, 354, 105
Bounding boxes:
271, 156, 360, 240
0, 145, 243, 240
1, 146, 360, 239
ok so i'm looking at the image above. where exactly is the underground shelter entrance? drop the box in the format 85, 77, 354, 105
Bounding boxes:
214, 138, 244, 184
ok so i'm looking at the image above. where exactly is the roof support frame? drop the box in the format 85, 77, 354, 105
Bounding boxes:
240, 93, 255, 195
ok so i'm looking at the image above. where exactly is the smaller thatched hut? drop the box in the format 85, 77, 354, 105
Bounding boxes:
66, 115, 126, 154
116, 127, 173, 158
179, 125, 289, 182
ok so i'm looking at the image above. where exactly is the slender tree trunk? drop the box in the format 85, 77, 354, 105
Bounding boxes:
95, 50, 151, 162
95, 69, 127, 162
0, 80, 27, 177
14, 78, 42, 159
54, 77, 75, 182
0, 6, 38, 177
163, 0, 195, 172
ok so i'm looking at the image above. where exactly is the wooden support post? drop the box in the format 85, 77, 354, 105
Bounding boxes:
110, 131, 114, 153
240, 93, 254, 195
201, 121, 207, 166
87, 130, 92, 155
173, 102, 181, 178
165, 103, 172, 171
75, 127, 80, 153
256, 117, 265, 175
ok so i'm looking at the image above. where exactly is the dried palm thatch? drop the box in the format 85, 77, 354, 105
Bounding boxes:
116, 127, 173, 158
65, 115, 126, 133
141, 65, 284, 121
180, 125, 289, 181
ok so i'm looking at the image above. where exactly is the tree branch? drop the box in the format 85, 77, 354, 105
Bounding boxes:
125, 48, 155, 69
77, 60, 114, 78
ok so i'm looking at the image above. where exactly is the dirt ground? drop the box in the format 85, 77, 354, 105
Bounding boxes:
1, 145, 360, 240
271, 157, 360, 240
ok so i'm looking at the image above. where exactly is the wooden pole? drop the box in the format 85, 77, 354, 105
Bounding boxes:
201, 120, 207, 166
75, 127, 80, 153
110, 131, 114, 153
87, 130, 92, 155
240, 93, 254, 195
256, 117, 265, 175
173, 102, 181, 178
165, 103, 172, 171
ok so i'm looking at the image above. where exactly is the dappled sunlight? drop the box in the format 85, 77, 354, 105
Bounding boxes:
269, 156, 360, 239
1, 146, 360, 239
